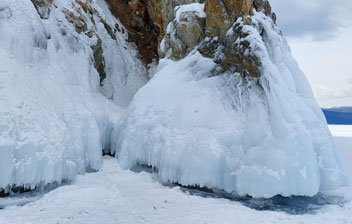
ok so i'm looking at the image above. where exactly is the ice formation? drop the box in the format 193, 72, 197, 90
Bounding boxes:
0, 0, 349, 198
113, 8, 350, 197
0, 0, 146, 191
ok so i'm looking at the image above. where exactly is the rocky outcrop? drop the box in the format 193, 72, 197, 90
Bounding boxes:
104, 0, 205, 64
176, 11, 205, 48
29, 0, 276, 82
154, 0, 275, 76
103, 0, 276, 65
30, 0, 276, 79
201, 0, 275, 76
159, 4, 206, 59
204, 0, 252, 40
147, 0, 205, 40
104, 0, 160, 64
107, 0, 273, 63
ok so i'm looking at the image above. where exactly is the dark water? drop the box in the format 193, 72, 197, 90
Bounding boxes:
177, 186, 346, 215
131, 164, 347, 215
0, 180, 71, 209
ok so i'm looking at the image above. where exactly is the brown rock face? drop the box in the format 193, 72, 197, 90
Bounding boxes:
104, 0, 205, 64
204, 0, 253, 40
201, 0, 276, 77
147, 0, 205, 38
160, 7, 206, 59
103, 0, 276, 74
146, 0, 174, 40
32, 0, 276, 74
104, 0, 160, 65
176, 12, 205, 49
204, 0, 276, 40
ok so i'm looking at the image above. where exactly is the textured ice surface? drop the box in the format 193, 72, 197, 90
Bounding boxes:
2, 156, 352, 224
114, 12, 350, 197
0, 0, 145, 191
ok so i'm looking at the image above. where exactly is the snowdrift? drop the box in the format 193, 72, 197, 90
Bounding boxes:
0, 0, 146, 191
113, 12, 350, 197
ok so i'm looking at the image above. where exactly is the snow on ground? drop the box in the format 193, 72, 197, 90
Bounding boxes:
0, 126, 351, 224
331, 125, 352, 175
336, 137, 352, 175
329, 125, 352, 137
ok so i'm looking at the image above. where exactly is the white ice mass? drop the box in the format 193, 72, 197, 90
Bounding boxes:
0, 0, 146, 191
0, 0, 349, 199
113, 12, 350, 197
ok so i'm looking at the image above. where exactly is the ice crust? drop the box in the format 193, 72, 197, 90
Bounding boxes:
0, 0, 146, 191
113, 12, 350, 197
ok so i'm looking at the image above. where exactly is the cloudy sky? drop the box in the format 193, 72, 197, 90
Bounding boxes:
270, 0, 352, 108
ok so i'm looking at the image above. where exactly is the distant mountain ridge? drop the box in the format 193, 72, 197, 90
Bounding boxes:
322, 107, 352, 125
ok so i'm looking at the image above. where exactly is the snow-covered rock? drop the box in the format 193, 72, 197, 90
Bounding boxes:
113, 2, 350, 197
0, 0, 146, 192
0, 0, 349, 199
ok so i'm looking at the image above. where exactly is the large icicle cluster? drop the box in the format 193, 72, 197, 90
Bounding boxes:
0, 0, 146, 192
113, 2, 350, 197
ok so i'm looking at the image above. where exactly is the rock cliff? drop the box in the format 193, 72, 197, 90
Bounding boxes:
31, 0, 275, 75
104, 0, 276, 75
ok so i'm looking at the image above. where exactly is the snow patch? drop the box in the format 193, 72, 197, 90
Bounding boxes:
174, 3, 205, 22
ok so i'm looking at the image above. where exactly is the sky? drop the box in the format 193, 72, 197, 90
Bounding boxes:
270, 0, 352, 108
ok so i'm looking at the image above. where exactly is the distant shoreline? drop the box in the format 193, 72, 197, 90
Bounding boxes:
322, 107, 352, 125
